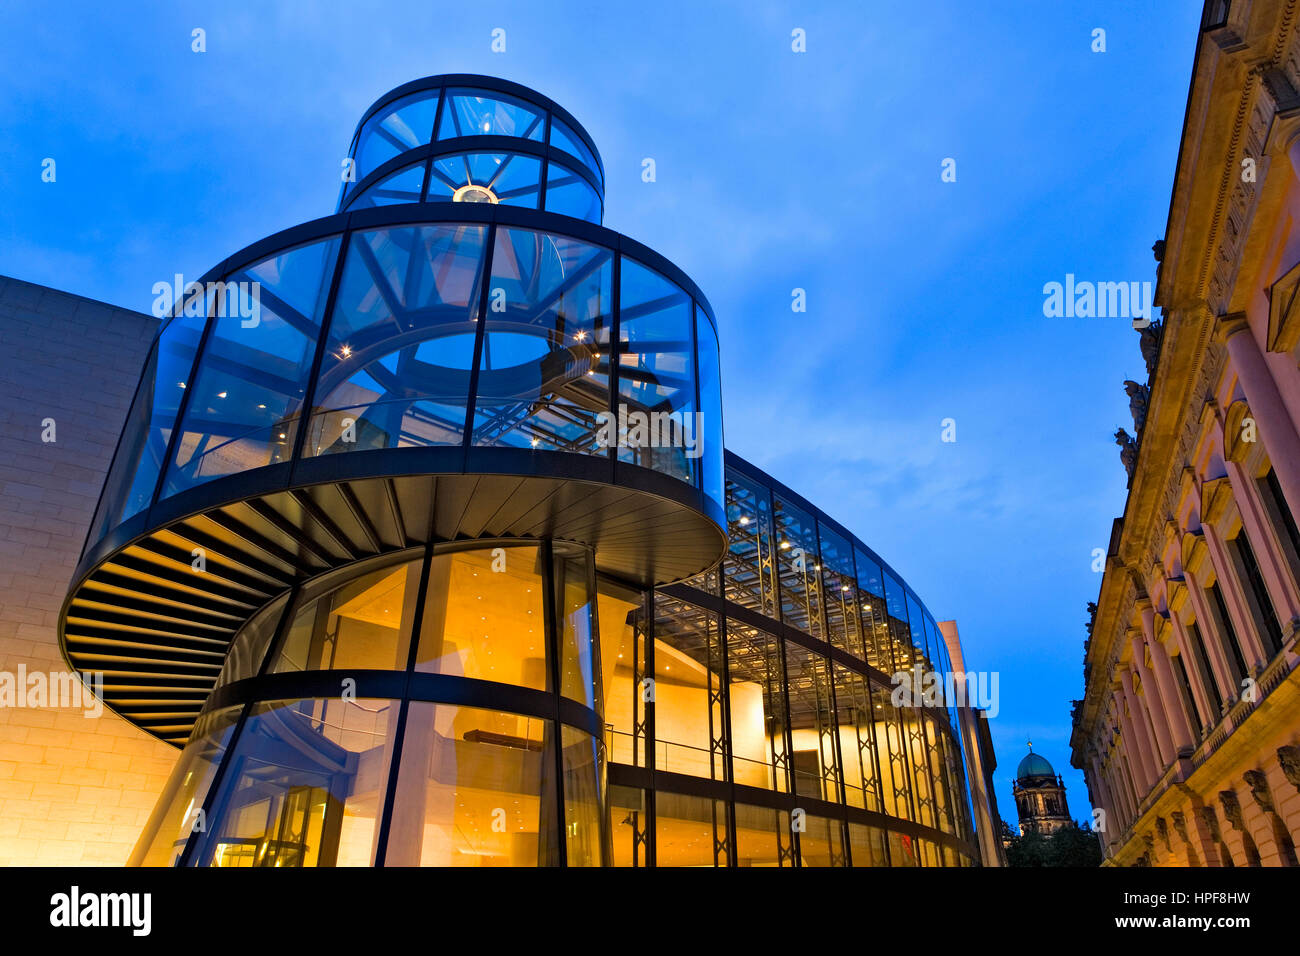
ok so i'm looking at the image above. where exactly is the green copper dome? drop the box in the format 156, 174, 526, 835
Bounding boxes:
1016, 751, 1056, 781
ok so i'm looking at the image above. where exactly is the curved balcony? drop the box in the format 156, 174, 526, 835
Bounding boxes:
63, 202, 725, 743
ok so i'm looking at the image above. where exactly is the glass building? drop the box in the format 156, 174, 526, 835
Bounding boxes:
60, 75, 990, 867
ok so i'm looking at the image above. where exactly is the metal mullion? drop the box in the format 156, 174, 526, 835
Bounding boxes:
80, 337, 155, 556
460, 222, 497, 448
645, 587, 656, 867
289, 231, 351, 468
541, 538, 568, 867
690, 300, 703, 492
176, 700, 252, 867
607, 252, 621, 468
147, 291, 216, 512
419, 92, 445, 202
720, 614, 738, 866
539, 112, 551, 212
776, 633, 800, 864
373, 538, 437, 866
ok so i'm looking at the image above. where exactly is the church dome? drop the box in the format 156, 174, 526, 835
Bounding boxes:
1016, 751, 1056, 781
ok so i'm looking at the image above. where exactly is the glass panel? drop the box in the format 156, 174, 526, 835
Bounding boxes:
549, 116, 601, 181
906, 592, 929, 670
798, 814, 845, 867
556, 545, 600, 709
653, 792, 727, 867
348, 162, 426, 208
128, 705, 241, 866
819, 525, 860, 656
652, 595, 726, 781
848, 822, 888, 867
165, 238, 340, 493
855, 549, 890, 670
903, 701, 938, 830
214, 593, 289, 689
607, 784, 648, 866
271, 557, 422, 673
352, 90, 439, 189
426, 152, 542, 209
415, 545, 547, 691
785, 640, 840, 803
385, 703, 556, 866
833, 663, 883, 813
437, 90, 544, 141
775, 496, 823, 638
695, 307, 723, 510
888, 829, 919, 866
734, 803, 791, 867
87, 341, 160, 543
193, 697, 399, 867
873, 682, 914, 821
305, 224, 486, 454
616, 258, 697, 483
726, 621, 788, 791
562, 725, 604, 867
543, 163, 601, 222
600, 578, 647, 767
925, 712, 956, 835
883, 571, 914, 672
93, 310, 206, 532
724, 467, 777, 615
471, 227, 613, 452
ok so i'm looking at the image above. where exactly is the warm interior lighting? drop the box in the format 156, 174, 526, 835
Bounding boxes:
452, 183, 499, 204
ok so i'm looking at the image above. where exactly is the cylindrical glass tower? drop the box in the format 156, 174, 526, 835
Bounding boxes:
62, 75, 984, 868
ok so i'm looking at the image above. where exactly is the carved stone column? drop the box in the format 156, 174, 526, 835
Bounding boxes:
1218, 314, 1300, 530
1132, 630, 1176, 764
1146, 628, 1197, 751
1118, 672, 1160, 791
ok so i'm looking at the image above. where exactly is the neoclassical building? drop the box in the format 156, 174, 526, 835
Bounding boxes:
1011, 746, 1072, 837
1071, 1, 1300, 867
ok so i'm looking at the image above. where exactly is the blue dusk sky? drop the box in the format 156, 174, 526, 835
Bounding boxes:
0, 1, 1204, 823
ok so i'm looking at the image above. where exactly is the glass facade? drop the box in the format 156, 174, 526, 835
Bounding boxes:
82, 213, 724, 555
134, 456, 979, 867
82, 75, 982, 868
340, 80, 605, 224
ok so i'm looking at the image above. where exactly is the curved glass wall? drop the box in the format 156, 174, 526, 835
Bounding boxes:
83, 215, 723, 557
137, 454, 981, 866
345, 152, 603, 225
136, 538, 609, 867
340, 80, 605, 223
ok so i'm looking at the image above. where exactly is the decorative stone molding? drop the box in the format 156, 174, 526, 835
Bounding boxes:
1219, 789, 1246, 830
1182, 530, 1211, 578
1266, 259, 1300, 353
1244, 769, 1277, 814
1222, 399, 1256, 463
1156, 815, 1172, 852
1279, 744, 1300, 793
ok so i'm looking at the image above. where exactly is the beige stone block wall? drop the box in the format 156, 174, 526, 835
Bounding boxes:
0, 276, 179, 866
